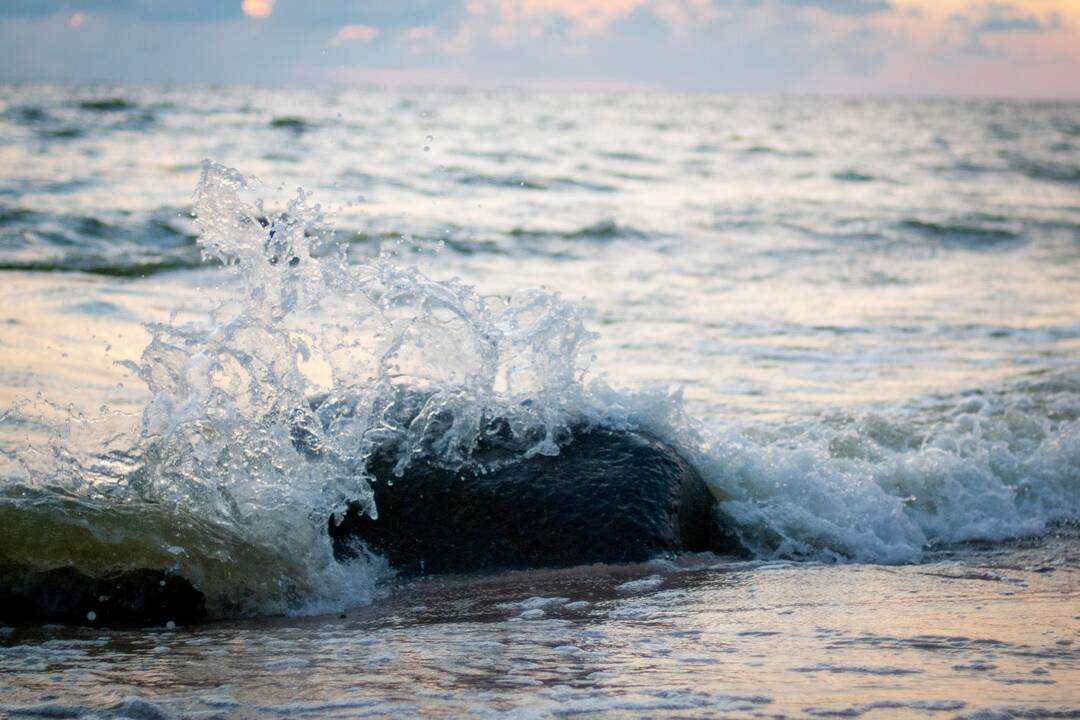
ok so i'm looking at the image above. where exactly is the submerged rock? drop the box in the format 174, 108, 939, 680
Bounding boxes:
330, 426, 742, 574
0, 565, 206, 626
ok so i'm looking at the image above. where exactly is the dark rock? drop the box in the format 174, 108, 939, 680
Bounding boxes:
0, 564, 206, 626
330, 426, 743, 574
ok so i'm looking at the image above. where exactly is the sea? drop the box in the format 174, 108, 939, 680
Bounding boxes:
0, 82, 1077, 718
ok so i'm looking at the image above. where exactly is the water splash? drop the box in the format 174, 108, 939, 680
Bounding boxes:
0, 160, 605, 616
120, 160, 600, 613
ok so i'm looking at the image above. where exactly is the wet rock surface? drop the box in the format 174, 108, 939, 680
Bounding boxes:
0, 565, 206, 626
331, 427, 742, 574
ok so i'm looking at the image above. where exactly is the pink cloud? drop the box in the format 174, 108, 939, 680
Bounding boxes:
330, 24, 378, 47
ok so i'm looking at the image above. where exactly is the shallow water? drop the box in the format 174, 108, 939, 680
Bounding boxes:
2, 536, 1078, 718
0, 83, 1078, 716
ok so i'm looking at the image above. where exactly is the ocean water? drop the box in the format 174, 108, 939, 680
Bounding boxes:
0, 82, 1078, 717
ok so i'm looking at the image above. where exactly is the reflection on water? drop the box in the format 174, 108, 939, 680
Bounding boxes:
1, 86, 1079, 419
1, 535, 1078, 718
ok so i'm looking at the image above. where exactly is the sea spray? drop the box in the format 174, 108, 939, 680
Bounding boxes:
2, 160, 606, 617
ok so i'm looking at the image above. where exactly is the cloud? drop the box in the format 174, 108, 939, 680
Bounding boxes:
402, 25, 439, 42
781, 0, 891, 16
330, 24, 377, 46
437, 0, 890, 91
975, 2, 1055, 33
0, 0, 1076, 97
0, 0, 242, 22
945, 2, 1064, 58
0, 0, 463, 25
270, 0, 464, 28
609, 7, 670, 38
979, 15, 1037, 32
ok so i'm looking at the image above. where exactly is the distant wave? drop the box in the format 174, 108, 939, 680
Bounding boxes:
1009, 157, 1080, 185
326, 219, 654, 259
4, 96, 155, 140
77, 98, 137, 112
832, 169, 877, 183
0, 259, 206, 277
448, 168, 619, 193
899, 217, 1021, 247
509, 219, 647, 241
0, 208, 202, 276
270, 116, 312, 133
0, 208, 660, 273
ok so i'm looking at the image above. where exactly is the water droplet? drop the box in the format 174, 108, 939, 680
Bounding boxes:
165, 621, 176, 630
86, 610, 97, 622
425, 135, 433, 143
423, 146, 430, 152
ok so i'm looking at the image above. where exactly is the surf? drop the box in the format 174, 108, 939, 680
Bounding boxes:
1, 161, 1077, 625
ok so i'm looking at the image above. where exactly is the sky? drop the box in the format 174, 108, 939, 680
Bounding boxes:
0, 0, 1077, 98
